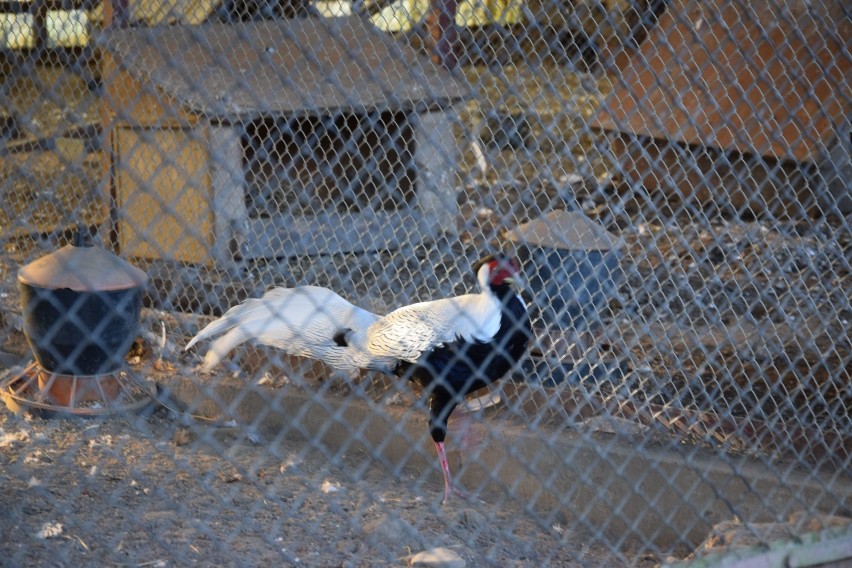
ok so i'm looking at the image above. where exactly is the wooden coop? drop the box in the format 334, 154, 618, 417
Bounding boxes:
592, 0, 851, 218
100, 17, 469, 267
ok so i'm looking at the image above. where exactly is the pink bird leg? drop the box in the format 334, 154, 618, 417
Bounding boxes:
435, 441, 468, 504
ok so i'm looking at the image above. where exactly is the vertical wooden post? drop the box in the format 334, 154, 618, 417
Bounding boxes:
102, 0, 129, 28
427, 0, 459, 71
100, 0, 115, 251
420, 0, 463, 235
32, 0, 49, 53
100, 0, 129, 252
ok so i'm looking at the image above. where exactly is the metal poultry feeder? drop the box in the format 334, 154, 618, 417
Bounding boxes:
507, 209, 624, 330
506, 210, 627, 385
1, 231, 153, 415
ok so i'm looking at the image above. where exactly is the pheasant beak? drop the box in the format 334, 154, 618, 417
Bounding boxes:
503, 273, 526, 292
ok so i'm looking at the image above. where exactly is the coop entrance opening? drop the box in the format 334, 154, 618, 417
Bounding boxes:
242, 111, 416, 219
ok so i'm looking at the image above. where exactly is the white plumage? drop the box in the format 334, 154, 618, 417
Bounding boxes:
186, 262, 503, 372
366, 289, 501, 362
185, 285, 391, 372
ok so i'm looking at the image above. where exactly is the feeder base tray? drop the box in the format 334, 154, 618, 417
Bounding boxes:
1, 362, 154, 416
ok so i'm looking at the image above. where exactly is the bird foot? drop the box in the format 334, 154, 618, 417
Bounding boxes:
442, 483, 469, 505
435, 441, 484, 506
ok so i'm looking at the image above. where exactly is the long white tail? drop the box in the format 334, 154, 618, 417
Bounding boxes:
185, 286, 390, 372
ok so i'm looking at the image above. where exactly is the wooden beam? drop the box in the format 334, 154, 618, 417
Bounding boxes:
0, 0, 94, 13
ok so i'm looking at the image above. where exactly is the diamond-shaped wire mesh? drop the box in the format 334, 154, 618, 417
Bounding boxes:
1, 0, 850, 565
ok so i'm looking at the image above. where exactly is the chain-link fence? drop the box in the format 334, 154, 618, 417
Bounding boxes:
1, 0, 850, 565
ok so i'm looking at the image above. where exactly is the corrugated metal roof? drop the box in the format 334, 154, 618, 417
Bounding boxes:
592, 0, 850, 163
100, 17, 470, 120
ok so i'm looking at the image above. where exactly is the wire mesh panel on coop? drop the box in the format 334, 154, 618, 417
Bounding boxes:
0, 1, 850, 566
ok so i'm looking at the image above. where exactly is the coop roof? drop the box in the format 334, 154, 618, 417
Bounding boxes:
100, 17, 470, 121
592, 0, 850, 163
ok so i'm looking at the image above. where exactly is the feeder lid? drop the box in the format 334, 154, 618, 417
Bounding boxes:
18, 241, 148, 292
506, 210, 624, 252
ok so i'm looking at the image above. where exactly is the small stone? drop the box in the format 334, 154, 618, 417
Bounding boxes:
454, 508, 485, 531
363, 515, 410, 543
36, 522, 63, 539
173, 428, 191, 446
409, 547, 465, 568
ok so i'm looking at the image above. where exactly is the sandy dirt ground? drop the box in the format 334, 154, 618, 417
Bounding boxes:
0, 399, 661, 567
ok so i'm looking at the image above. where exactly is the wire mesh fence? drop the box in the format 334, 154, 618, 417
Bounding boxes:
1, 0, 850, 565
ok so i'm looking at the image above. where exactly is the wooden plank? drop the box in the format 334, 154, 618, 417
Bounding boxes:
611, 132, 818, 218
113, 127, 213, 263
1, 123, 100, 156
243, 208, 433, 258
101, 51, 199, 129
0, 0, 93, 12
592, 0, 850, 162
